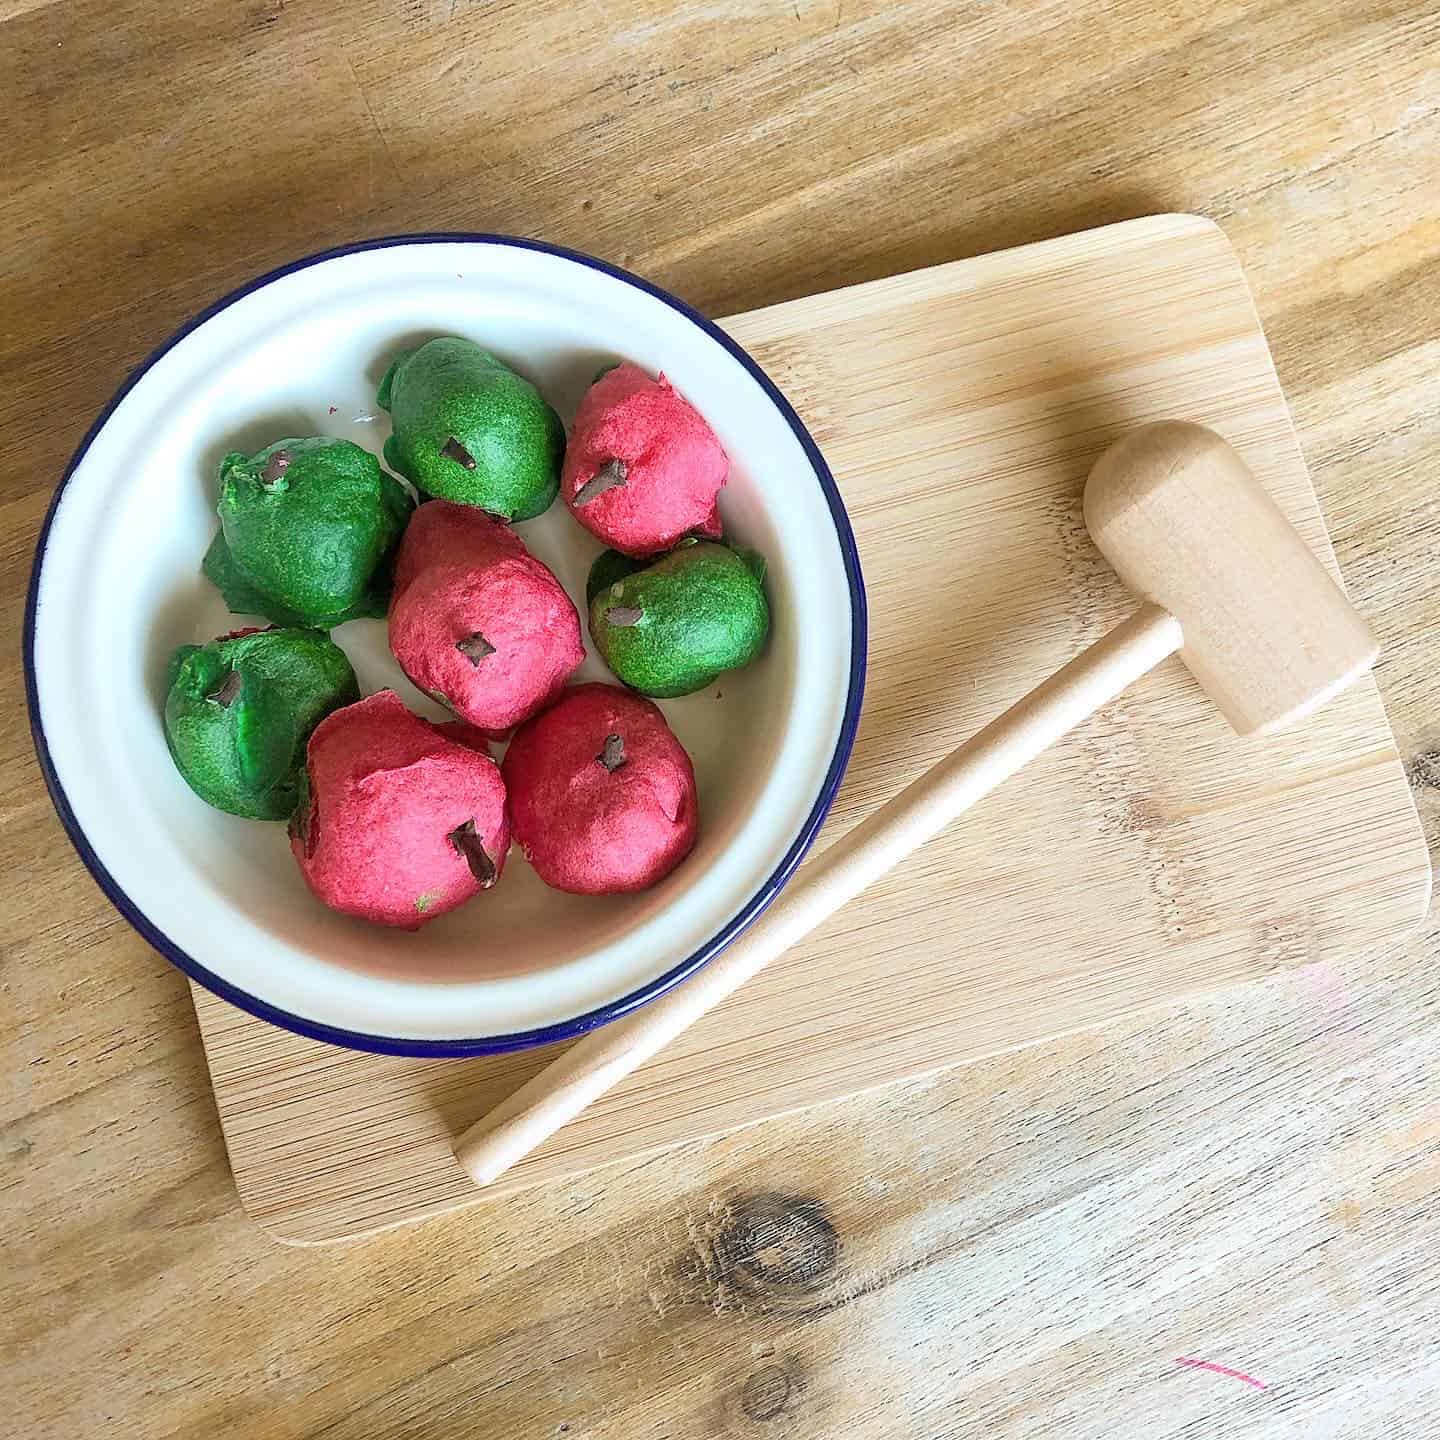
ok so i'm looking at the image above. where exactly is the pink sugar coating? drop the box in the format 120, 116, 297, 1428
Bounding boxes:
392, 500, 526, 592
389, 502, 584, 734
292, 690, 511, 930
561, 364, 726, 557
502, 683, 698, 894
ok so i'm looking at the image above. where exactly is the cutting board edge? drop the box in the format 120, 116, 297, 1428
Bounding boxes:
718, 211, 1230, 340
210, 875, 1432, 1247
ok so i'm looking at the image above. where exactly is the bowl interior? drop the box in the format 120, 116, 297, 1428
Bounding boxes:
29, 238, 860, 1048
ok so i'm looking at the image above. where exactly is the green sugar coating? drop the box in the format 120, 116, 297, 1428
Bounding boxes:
164, 628, 360, 820
588, 541, 770, 698
212, 437, 411, 627
584, 537, 767, 606
584, 546, 646, 606
377, 337, 563, 520
202, 531, 394, 628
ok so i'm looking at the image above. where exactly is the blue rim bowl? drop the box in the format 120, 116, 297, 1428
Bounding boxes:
24, 233, 867, 1057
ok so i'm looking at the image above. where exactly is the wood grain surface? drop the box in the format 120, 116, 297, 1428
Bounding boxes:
4, 2, 1439, 1437
193, 213, 1429, 1244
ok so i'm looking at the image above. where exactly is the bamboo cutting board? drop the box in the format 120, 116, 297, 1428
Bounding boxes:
192, 214, 1430, 1245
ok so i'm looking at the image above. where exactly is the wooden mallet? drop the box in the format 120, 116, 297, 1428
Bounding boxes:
454, 421, 1377, 1187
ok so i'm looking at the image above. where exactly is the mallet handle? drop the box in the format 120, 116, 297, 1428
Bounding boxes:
455, 603, 1183, 1187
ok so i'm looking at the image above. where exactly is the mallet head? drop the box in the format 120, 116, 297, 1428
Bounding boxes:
1084, 421, 1377, 736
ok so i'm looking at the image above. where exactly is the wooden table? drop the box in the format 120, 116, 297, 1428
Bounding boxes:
5, 2, 1438, 1435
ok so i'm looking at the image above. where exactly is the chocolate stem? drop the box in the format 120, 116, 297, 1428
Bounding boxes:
456, 632, 496, 665
260, 449, 292, 487
597, 733, 626, 772
441, 436, 477, 470
449, 819, 497, 887
206, 670, 243, 707
605, 605, 643, 627
572, 457, 628, 507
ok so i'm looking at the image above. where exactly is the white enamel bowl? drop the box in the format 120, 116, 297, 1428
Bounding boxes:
24, 236, 866, 1055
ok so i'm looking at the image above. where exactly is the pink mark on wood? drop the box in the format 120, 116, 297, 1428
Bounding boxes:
1175, 1357, 1267, 1390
